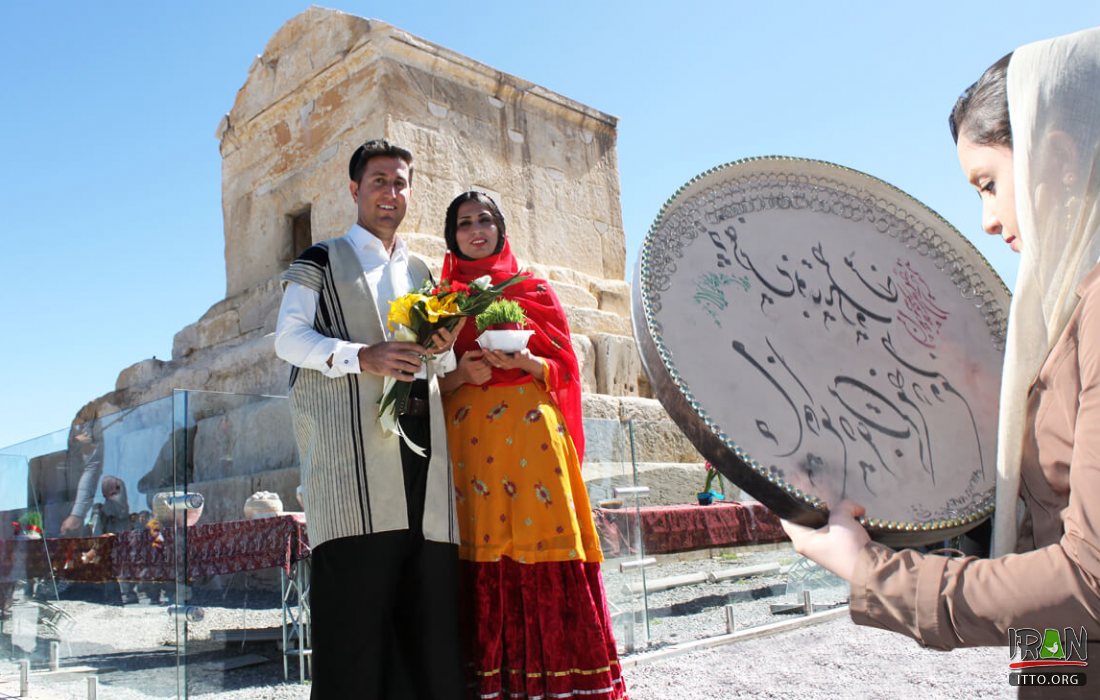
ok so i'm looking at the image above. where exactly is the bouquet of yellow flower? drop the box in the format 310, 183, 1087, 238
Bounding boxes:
379, 273, 524, 454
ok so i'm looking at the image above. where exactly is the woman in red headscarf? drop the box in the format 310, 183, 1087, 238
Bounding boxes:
438, 191, 626, 700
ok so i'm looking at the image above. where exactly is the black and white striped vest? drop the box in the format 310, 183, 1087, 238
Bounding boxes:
281, 236, 457, 549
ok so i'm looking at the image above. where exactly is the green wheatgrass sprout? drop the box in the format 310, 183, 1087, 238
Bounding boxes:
475, 299, 528, 332
19, 511, 43, 529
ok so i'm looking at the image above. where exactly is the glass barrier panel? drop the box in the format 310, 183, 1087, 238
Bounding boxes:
583, 417, 648, 655
622, 418, 803, 648
0, 450, 53, 699
172, 390, 308, 698
0, 396, 184, 699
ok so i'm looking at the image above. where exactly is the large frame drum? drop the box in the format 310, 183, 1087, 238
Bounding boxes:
632, 157, 1009, 546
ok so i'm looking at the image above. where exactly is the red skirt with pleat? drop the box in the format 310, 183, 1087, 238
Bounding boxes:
460, 558, 628, 699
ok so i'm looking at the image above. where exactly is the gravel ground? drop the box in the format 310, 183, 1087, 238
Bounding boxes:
0, 620, 1013, 700
602, 546, 850, 649
0, 549, 1012, 699
624, 617, 1011, 700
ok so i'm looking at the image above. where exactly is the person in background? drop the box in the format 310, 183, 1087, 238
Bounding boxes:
58, 418, 103, 536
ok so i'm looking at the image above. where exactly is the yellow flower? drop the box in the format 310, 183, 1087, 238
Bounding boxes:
423, 293, 461, 323
388, 293, 428, 331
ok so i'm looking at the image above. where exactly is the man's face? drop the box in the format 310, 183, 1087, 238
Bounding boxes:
349, 155, 411, 239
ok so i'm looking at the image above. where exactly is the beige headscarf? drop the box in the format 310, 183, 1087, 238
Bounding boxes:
992, 27, 1100, 557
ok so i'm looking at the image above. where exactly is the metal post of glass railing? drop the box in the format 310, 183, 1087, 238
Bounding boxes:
171, 388, 189, 700
626, 419, 650, 648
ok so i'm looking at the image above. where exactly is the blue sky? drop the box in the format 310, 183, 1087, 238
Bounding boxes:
1, 2, 1098, 447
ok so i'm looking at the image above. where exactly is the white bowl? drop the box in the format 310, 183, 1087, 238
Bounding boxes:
476, 330, 534, 353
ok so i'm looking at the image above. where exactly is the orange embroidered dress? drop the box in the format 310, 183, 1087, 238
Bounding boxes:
442, 242, 627, 700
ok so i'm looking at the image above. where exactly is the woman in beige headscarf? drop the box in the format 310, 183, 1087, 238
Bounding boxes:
783, 26, 1100, 693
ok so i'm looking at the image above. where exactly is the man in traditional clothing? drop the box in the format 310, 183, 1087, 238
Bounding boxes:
275, 139, 462, 699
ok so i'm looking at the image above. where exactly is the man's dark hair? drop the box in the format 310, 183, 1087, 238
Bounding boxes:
348, 139, 414, 184
949, 52, 1013, 148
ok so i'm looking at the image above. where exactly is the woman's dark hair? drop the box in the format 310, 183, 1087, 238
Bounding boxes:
949, 52, 1013, 147
443, 191, 507, 260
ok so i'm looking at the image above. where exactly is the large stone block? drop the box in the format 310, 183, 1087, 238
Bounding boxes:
581, 398, 702, 478
203, 335, 289, 397
195, 310, 241, 350
617, 396, 672, 424
600, 397, 701, 462
173, 305, 247, 360
628, 419, 701, 464
581, 413, 633, 464
403, 233, 447, 277
192, 398, 296, 483
172, 323, 201, 361
565, 307, 632, 337
237, 279, 282, 334
571, 334, 596, 394
590, 333, 641, 396
551, 281, 598, 310
581, 393, 621, 420
115, 359, 169, 391
594, 279, 631, 318
528, 264, 595, 290
583, 462, 718, 507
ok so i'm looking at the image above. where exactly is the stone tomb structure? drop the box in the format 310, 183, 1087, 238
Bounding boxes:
71, 8, 704, 525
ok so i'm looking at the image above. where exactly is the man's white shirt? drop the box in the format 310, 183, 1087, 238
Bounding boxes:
274, 224, 455, 378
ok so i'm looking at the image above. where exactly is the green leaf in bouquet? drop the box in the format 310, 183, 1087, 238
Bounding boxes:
409, 303, 434, 345
462, 273, 528, 317
378, 378, 414, 418
488, 272, 527, 294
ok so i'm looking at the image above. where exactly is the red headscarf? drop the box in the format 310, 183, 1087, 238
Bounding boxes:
442, 240, 585, 461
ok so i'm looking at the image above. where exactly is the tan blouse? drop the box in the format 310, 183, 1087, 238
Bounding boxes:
851, 264, 1100, 655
